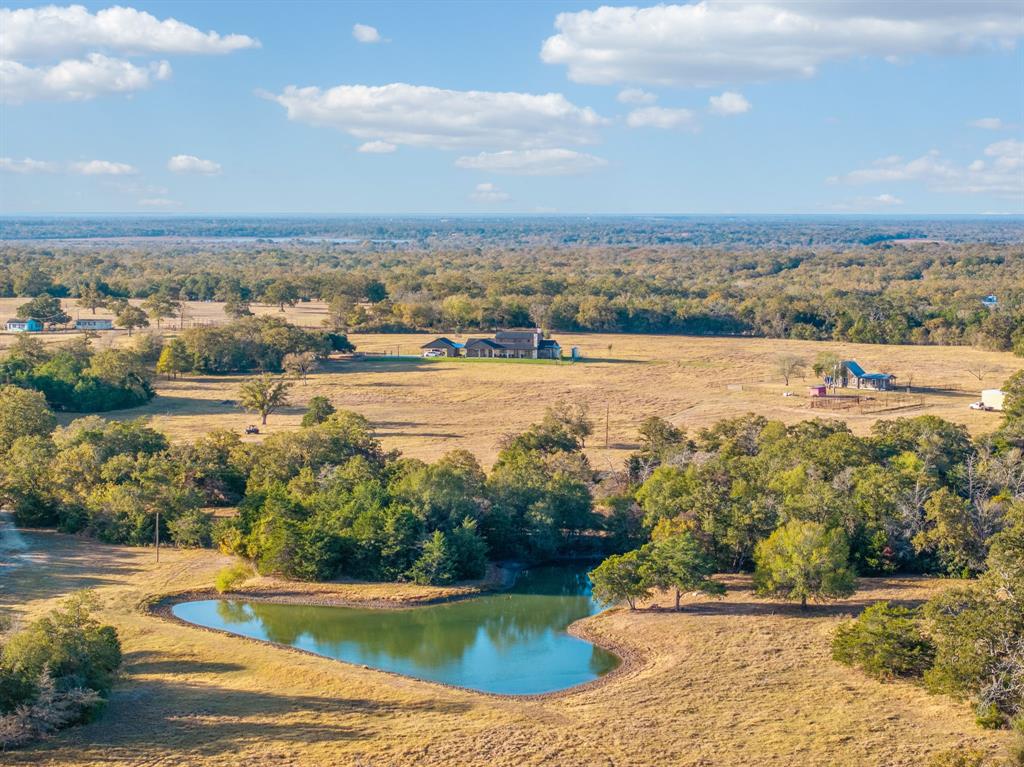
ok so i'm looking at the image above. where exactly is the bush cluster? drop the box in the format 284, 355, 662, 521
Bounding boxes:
0, 593, 122, 750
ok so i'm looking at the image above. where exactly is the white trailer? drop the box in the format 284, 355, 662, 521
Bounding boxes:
981, 389, 1005, 411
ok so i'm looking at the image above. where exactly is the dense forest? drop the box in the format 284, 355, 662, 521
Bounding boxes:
2, 219, 1023, 350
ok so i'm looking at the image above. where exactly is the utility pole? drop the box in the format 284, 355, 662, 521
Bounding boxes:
155, 509, 160, 562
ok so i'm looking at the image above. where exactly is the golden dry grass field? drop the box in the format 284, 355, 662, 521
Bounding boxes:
1, 298, 1019, 468
0, 531, 1012, 767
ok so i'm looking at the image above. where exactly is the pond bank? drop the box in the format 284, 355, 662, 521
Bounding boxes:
148, 563, 637, 699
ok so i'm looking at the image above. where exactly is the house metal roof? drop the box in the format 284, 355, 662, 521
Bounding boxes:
842, 360, 894, 380
423, 330, 559, 352
465, 338, 503, 349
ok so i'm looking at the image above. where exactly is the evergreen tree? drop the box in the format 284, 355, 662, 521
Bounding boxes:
407, 531, 457, 585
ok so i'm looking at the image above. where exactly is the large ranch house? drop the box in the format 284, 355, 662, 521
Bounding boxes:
422, 329, 562, 360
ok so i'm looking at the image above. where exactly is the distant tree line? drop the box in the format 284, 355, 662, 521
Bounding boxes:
1, 241, 1022, 352
0, 318, 352, 413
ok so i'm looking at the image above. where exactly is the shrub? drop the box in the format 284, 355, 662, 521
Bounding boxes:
975, 703, 1004, 729
213, 518, 245, 555
832, 601, 935, 680
925, 748, 989, 767
925, 578, 1024, 724
2, 592, 121, 697
0, 672, 103, 750
167, 509, 213, 548
0, 592, 121, 749
1010, 717, 1024, 767
301, 396, 336, 427
214, 563, 253, 593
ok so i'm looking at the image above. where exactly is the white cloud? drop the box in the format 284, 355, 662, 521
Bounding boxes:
0, 5, 256, 103
709, 91, 751, 115
0, 5, 258, 59
455, 148, 608, 176
352, 24, 383, 44
357, 141, 397, 154
138, 197, 182, 208
872, 193, 903, 206
1, 54, 170, 103
626, 106, 697, 130
969, 117, 1008, 130
831, 140, 1023, 198
828, 193, 905, 211
0, 157, 59, 174
541, 2, 1024, 87
167, 154, 221, 174
469, 182, 510, 203
70, 159, 137, 175
264, 82, 604, 150
617, 88, 656, 105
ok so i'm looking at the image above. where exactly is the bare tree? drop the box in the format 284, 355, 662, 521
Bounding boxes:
283, 351, 317, 382
776, 354, 806, 386
965, 364, 989, 382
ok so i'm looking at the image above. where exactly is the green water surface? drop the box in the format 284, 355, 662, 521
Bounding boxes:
172, 564, 619, 695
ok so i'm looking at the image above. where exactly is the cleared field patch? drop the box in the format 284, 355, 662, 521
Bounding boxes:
129, 332, 1017, 467
1, 533, 1012, 767
1, 298, 1018, 466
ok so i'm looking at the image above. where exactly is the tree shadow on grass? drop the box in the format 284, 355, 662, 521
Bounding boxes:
17, 667, 474, 763
669, 596, 930, 619
0, 531, 145, 610
648, 577, 936, 619
124, 650, 247, 676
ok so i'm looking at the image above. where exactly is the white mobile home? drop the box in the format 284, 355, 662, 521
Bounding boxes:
75, 318, 114, 331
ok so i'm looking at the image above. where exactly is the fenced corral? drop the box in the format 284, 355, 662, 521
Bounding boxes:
808, 389, 927, 414
859, 393, 927, 414
808, 394, 862, 411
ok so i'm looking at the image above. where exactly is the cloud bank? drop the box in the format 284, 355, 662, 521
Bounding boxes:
541, 2, 1024, 87
265, 82, 604, 150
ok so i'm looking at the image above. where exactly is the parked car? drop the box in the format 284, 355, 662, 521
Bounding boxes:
244, 425, 260, 434
969, 401, 990, 411
422, 349, 445, 358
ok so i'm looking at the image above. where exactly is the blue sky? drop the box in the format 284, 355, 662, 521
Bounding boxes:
1, 1, 1022, 214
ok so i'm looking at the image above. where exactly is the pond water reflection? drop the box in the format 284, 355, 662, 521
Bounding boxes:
172, 564, 619, 695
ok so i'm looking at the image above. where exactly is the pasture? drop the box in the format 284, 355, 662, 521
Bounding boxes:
1, 531, 1012, 767
0, 298, 1018, 467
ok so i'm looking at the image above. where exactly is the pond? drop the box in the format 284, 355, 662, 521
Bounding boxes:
171, 564, 620, 695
